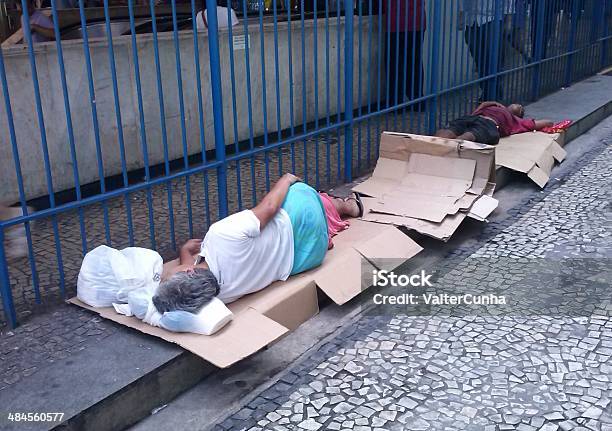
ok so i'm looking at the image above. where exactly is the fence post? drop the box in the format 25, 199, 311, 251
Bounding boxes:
565, 0, 580, 87
427, 0, 442, 134
206, 0, 228, 219
487, 0, 503, 102
343, 0, 354, 183
531, 0, 546, 100
601, 0, 610, 70
0, 228, 17, 328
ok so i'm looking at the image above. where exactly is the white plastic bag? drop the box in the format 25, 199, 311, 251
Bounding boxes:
77, 245, 124, 307
77, 245, 163, 307
113, 247, 164, 301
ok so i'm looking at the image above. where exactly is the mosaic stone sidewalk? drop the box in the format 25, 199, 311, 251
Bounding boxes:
213, 144, 612, 429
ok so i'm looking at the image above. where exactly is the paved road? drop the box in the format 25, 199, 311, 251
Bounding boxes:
213, 137, 612, 429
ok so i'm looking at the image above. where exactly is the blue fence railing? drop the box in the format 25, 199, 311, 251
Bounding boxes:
1, 0, 611, 327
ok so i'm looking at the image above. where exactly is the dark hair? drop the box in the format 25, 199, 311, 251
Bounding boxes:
152, 268, 220, 314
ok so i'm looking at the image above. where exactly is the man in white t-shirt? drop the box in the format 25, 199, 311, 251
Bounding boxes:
152, 174, 363, 314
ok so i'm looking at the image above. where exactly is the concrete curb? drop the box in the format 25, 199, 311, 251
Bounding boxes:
54, 354, 214, 431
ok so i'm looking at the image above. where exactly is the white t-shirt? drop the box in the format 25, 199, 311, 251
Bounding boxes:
199, 209, 294, 303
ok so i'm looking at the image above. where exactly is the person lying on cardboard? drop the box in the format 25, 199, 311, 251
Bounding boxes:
435, 101, 554, 145
152, 174, 364, 314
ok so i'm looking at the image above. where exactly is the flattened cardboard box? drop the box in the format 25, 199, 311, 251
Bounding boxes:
353, 133, 496, 240
353, 133, 496, 221
360, 188, 497, 242
69, 297, 291, 369
467, 195, 499, 221
496, 131, 566, 188
366, 154, 477, 223
370, 132, 497, 195
361, 197, 467, 242
70, 221, 422, 368
298, 220, 423, 305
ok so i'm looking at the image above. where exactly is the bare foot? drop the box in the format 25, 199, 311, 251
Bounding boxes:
342, 197, 361, 218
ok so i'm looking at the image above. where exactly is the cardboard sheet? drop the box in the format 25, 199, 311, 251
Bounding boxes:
68, 297, 289, 369
353, 133, 496, 240
354, 133, 495, 198
352, 223, 424, 271
451, 193, 481, 212
70, 220, 422, 367
407, 153, 477, 183
551, 141, 567, 163
527, 165, 550, 188
230, 277, 320, 332
496, 132, 566, 187
371, 192, 460, 222
356, 156, 476, 203
361, 197, 467, 242
308, 220, 423, 303
307, 248, 371, 305
467, 195, 499, 221
354, 134, 488, 223
483, 182, 496, 197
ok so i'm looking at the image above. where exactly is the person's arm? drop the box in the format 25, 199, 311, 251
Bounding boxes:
534, 119, 554, 130
472, 101, 504, 113
251, 173, 300, 230
30, 24, 55, 39
179, 239, 203, 265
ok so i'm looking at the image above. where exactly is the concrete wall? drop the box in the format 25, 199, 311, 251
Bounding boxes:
0, 17, 380, 202
0, 3, 482, 204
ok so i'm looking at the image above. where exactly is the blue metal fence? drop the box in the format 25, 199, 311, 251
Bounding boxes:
1, 0, 611, 327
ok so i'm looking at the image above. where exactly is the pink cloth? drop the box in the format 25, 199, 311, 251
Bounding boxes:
542, 119, 572, 134
318, 193, 350, 249
473, 105, 537, 137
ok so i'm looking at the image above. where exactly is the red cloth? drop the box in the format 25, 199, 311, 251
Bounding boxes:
542, 120, 572, 134
383, 0, 426, 32
473, 105, 536, 137
318, 193, 350, 249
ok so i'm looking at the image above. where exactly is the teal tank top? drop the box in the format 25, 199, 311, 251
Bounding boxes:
281, 183, 329, 275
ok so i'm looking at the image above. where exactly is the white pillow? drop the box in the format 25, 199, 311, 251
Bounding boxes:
160, 297, 233, 335
114, 290, 233, 336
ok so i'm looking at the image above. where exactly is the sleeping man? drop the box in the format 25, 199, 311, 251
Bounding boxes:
435, 101, 554, 145
152, 174, 363, 314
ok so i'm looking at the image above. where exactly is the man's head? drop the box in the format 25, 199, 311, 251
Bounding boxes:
508, 104, 525, 118
152, 268, 220, 314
